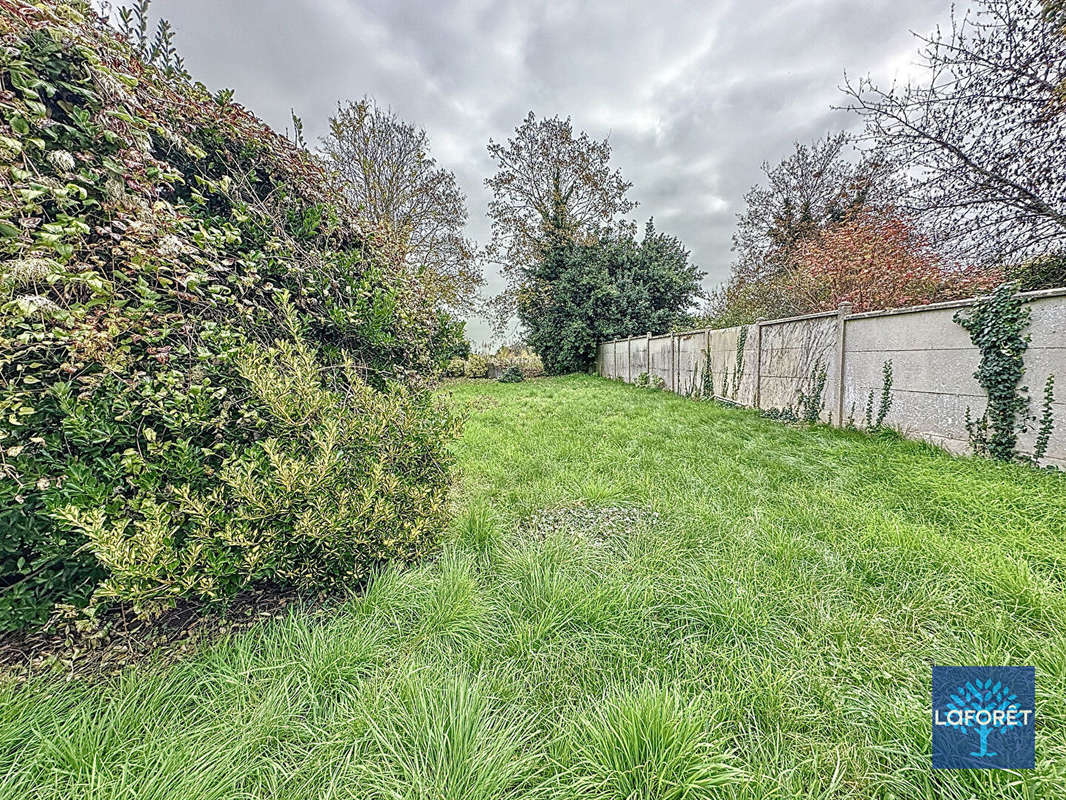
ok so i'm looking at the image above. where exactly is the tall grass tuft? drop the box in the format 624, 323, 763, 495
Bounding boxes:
563, 685, 742, 799
359, 673, 542, 799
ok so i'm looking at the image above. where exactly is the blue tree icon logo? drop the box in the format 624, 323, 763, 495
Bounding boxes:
943, 679, 1017, 758
932, 666, 1035, 769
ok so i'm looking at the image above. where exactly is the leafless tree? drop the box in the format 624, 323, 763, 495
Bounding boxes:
322, 98, 482, 312
842, 0, 1066, 266
484, 112, 635, 323
731, 133, 899, 287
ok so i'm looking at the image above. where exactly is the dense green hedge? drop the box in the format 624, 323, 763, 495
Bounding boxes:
0, 2, 457, 629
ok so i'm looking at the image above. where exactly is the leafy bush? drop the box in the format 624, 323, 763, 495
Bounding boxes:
497, 365, 523, 383
1006, 253, 1066, 291
463, 354, 490, 378
445, 356, 467, 377
445, 348, 544, 380
0, 2, 455, 630
636, 373, 666, 391
54, 305, 456, 618
515, 351, 544, 377
761, 407, 799, 423
521, 220, 704, 375
490, 348, 543, 378
785, 210, 1001, 313
429, 313, 471, 365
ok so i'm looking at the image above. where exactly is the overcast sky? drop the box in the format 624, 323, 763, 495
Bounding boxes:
135, 0, 955, 344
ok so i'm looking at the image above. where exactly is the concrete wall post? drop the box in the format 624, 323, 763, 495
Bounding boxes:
835, 302, 852, 425
671, 333, 677, 392
754, 321, 764, 410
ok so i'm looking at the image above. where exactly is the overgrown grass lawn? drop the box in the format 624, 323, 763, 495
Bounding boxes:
4, 375, 1065, 799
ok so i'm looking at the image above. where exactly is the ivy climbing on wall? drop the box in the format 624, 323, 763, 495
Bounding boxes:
731, 326, 748, 398
1034, 375, 1056, 462
700, 346, 715, 398
864, 360, 894, 430
797, 361, 828, 424
954, 283, 1055, 463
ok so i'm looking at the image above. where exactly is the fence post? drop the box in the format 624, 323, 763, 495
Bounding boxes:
754, 320, 764, 410
671, 333, 677, 393
835, 302, 852, 425
627, 336, 632, 383
703, 328, 710, 393
646, 333, 651, 383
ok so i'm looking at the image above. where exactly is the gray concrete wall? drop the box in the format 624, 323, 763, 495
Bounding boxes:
631, 337, 648, 379
648, 335, 673, 387
596, 288, 1066, 468
676, 330, 703, 394
702, 324, 759, 405
759, 312, 839, 423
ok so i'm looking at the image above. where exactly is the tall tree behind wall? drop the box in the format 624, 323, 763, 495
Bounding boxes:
843, 0, 1066, 270
323, 98, 483, 313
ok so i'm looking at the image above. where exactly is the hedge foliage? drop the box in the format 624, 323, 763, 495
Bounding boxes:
0, 1, 457, 629
445, 349, 545, 379
522, 220, 703, 375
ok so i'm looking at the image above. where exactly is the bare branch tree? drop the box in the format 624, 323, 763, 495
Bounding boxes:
732, 133, 899, 285
322, 98, 482, 312
708, 133, 901, 323
842, 0, 1066, 265
484, 112, 635, 324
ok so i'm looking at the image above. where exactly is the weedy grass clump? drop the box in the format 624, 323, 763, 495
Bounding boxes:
523, 504, 660, 546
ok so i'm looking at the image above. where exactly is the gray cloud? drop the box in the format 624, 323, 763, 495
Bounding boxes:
141, 0, 954, 343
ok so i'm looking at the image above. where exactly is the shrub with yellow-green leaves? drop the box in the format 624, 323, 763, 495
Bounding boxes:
463, 353, 490, 378
499, 349, 545, 378
445, 356, 467, 377
0, 1, 457, 630
54, 304, 456, 619
448, 350, 545, 380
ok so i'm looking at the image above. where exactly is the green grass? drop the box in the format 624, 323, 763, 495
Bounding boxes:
3, 375, 1065, 799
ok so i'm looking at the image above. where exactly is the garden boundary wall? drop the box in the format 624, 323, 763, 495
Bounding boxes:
596, 287, 1066, 468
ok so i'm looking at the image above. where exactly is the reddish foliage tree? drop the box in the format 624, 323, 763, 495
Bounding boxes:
786, 211, 1002, 313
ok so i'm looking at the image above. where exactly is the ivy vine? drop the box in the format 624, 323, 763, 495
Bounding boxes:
797, 361, 828, 424
732, 326, 748, 398
864, 360, 894, 429
1035, 375, 1055, 463
700, 345, 715, 398
954, 283, 1055, 463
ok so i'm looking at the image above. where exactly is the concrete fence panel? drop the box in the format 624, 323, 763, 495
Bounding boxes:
706, 325, 741, 398
631, 337, 649, 378
759, 313, 838, 422
648, 335, 673, 387
595, 288, 1066, 468
705, 324, 757, 404
676, 331, 703, 394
